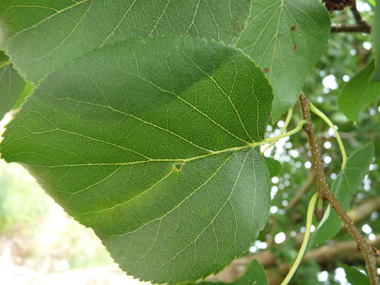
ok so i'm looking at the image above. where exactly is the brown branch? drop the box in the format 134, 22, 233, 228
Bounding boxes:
351, 3, 364, 24
299, 92, 379, 285
331, 22, 372, 33
206, 235, 380, 282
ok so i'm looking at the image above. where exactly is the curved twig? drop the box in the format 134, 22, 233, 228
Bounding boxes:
299, 92, 379, 285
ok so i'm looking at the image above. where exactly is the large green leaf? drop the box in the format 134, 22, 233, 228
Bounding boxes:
342, 265, 371, 285
310, 144, 374, 247
0, 36, 273, 284
371, 3, 380, 82
0, 50, 26, 120
0, 0, 251, 84
236, 0, 330, 121
186, 259, 268, 285
337, 61, 380, 121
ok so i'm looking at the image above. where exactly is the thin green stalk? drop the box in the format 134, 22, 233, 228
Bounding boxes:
309, 103, 347, 168
281, 192, 318, 285
263, 106, 294, 154
261, 120, 307, 145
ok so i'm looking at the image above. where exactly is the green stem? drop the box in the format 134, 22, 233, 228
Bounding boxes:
263, 106, 293, 154
309, 103, 347, 168
261, 119, 307, 148
281, 192, 318, 285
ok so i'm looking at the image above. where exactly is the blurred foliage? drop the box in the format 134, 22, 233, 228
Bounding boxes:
0, 154, 114, 272
0, 159, 51, 234
255, 2, 380, 284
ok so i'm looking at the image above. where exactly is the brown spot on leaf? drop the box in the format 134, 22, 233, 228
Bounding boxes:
173, 163, 183, 171
291, 25, 296, 31
263, 68, 270, 74
292, 45, 298, 52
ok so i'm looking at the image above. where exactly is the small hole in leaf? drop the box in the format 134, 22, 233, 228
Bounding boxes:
173, 163, 183, 171
292, 45, 298, 52
291, 24, 296, 31
263, 68, 270, 74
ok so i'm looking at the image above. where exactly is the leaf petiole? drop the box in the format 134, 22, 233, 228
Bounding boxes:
261, 119, 307, 147
281, 192, 319, 285
263, 106, 294, 154
309, 102, 347, 168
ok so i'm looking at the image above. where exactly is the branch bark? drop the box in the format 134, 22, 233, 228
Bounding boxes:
299, 92, 378, 285
351, 3, 364, 24
331, 22, 372, 33
206, 235, 380, 284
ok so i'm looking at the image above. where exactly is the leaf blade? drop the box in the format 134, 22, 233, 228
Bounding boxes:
263, 156, 282, 178
337, 61, 380, 121
236, 0, 330, 120
0, 0, 251, 84
342, 264, 371, 285
0, 36, 273, 284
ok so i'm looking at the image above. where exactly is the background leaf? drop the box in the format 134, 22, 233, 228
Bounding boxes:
309, 143, 374, 247
236, 0, 330, 121
12, 81, 34, 110
0, 0, 251, 84
263, 156, 282, 178
185, 259, 268, 285
0, 36, 273, 284
337, 61, 380, 121
342, 264, 371, 285
0, 50, 26, 120
371, 4, 380, 82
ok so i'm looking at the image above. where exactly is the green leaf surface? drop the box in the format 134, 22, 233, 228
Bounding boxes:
342, 265, 371, 285
0, 36, 273, 284
263, 156, 282, 178
236, 0, 330, 121
337, 61, 380, 121
0, 0, 251, 84
310, 144, 374, 247
371, 4, 380, 82
186, 259, 268, 285
0, 50, 26, 121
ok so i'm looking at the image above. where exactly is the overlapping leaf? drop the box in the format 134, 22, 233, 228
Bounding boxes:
342, 264, 371, 285
236, 0, 330, 121
310, 144, 374, 247
0, 50, 26, 120
0, 0, 250, 84
0, 36, 273, 284
263, 156, 282, 178
337, 61, 380, 121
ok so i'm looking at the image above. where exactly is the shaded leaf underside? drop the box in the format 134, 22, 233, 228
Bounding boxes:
0, 36, 273, 284
0, 0, 250, 84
